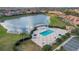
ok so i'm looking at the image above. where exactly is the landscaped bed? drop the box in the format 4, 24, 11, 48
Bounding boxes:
52, 33, 71, 51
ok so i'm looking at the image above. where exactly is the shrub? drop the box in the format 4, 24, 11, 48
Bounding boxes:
42, 45, 52, 51
65, 33, 70, 38
56, 38, 62, 45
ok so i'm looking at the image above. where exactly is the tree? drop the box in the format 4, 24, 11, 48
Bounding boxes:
42, 45, 52, 51
65, 33, 70, 38
75, 28, 79, 35
71, 28, 79, 35
64, 10, 79, 17
61, 35, 68, 40
56, 38, 62, 45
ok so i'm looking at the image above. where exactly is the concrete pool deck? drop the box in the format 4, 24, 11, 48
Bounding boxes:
31, 27, 68, 47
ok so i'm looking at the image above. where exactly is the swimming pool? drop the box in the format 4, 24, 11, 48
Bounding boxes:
40, 29, 54, 36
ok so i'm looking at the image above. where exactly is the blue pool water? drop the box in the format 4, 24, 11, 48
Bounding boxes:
40, 29, 54, 36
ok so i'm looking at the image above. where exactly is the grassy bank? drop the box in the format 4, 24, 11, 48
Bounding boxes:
0, 25, 29, 51
49, 16, 66, 28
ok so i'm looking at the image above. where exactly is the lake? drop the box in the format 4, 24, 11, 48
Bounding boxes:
0, 14, 50, 34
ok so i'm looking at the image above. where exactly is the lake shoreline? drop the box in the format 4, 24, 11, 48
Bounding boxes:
0, 13, 46, 22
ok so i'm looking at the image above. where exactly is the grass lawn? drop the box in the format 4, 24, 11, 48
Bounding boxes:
49, 16, 66, 28
17, 40, 41, 51
0, 25, 29, 51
